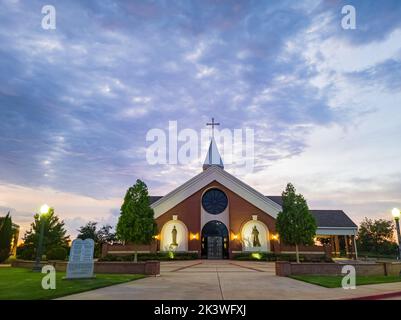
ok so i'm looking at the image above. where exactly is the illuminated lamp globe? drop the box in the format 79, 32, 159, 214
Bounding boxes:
40, 204, 50, 215
392, 208, 400, 220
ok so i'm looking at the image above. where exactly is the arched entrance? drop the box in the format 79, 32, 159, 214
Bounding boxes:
201, 220, 229, 259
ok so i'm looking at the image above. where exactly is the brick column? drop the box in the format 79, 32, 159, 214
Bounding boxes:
331, 236, 337, 256
334, 236, 340, 257
275, 261, 291, 276
101, 243, 108, 258
345, 235, 350, 256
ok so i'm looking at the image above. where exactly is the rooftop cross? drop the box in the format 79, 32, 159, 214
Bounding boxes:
206, 117, 220, 138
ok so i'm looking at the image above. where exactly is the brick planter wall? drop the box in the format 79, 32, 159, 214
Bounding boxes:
276, 261, 401, 277
12, 260, 160, 276
94, 261, 160, 275
101, 243, 157, 257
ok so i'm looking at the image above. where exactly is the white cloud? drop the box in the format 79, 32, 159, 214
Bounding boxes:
305, 28, 401, 73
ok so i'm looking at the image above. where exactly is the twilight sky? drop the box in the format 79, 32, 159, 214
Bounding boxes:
1, 0, 401, 240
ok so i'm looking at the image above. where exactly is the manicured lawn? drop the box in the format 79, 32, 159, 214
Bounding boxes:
290, 275, 401, 288
0, 267, 145, 300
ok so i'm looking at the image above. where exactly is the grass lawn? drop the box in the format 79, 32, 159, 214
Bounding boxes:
0, 267, 145, 300
290, 275, 401, 288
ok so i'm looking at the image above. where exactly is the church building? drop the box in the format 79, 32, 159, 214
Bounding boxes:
148, 136, 358, 260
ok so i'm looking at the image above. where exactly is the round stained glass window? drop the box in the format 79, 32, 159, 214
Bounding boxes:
202, 188, 228, 214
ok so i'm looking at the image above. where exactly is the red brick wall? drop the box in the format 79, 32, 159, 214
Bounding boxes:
275, 261, 390, 277
102, 243, 157, 257
155, 180, 288, 257
107, 180, 331, 258
12, 260, 160, 275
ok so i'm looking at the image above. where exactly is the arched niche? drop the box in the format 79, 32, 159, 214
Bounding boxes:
160, 220, 188, 252
241, 220, 270, 252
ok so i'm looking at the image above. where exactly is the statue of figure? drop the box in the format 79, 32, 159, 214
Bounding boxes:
252, 226, 261, 247
171, 226, 178, 246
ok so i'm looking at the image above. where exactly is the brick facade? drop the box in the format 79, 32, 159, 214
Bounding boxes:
154, 180, 326, 258
102, 179, 356, 259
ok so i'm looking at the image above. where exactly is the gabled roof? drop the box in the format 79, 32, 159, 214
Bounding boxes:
150, 165, 282, 219
150, 192, 357, 229
266, 196, 357, 229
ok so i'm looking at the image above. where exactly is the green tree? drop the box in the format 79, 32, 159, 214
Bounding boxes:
116, 179, 157, 262
22, 208, 70, 260
77, 222, 116, 257
357, 218, 397, 255
97, 225, 116, 244
0, 212, 13, 263
276, 183, 317, 263
77, 221, 98, 242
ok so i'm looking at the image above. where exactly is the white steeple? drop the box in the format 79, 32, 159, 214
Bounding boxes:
203, 137, 224, 170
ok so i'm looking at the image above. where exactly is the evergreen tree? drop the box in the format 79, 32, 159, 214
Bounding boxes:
276, 183, 317, 263
22, 208, 70, 259
116, 179, 157, 262
0, 212, 13, 263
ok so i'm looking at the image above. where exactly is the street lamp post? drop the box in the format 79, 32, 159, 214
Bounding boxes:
392, 208, 401, 260
32, 204, 50, 272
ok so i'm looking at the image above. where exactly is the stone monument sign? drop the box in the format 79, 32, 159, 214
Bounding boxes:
65, 238, 95, 279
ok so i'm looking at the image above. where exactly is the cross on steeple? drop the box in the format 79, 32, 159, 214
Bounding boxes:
206, 117, 220, 138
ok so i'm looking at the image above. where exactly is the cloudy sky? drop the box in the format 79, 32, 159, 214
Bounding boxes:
1, 0, 401, 240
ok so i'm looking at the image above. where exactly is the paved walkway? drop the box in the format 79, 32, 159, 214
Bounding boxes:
60, 260, 401, 300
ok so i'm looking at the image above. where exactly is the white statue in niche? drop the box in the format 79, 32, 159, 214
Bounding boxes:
171, 225, 178, 246
252, 226, 261, 247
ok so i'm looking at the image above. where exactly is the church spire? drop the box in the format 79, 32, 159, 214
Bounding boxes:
203, 118, 224, 171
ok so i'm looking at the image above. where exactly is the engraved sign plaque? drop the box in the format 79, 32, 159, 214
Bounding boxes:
65, 238, 95, 279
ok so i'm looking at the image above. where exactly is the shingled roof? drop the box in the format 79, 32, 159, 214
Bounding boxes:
149, 196, 163, 205
149, 195, 357, 229
266, 196, 357, 228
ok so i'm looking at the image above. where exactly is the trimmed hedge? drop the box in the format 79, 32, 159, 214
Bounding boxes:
99, 252, 198, 262
358, 251, 398, 260
232, 252, 332, 262
46, 247, 67, 261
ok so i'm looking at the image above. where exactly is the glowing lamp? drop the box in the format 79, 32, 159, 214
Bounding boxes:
190, 233, 199, 240
33, 204, 50, 272
40, 204, 50, 215
251, 252, 262, 260
392, 208, 400, 220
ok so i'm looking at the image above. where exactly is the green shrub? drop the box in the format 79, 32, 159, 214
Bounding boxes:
0, 248, 10, 263
46, 247, 67, 260
16, 244, 35, 260
99, 251, 198, 262
232, 252, 331, 262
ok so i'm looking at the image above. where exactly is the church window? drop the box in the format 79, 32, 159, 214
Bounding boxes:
202, 188, 228, 214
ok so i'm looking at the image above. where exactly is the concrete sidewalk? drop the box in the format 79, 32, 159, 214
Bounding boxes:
59, 260, 401, 300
